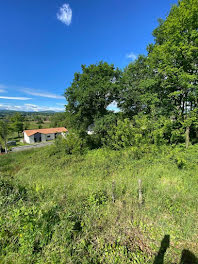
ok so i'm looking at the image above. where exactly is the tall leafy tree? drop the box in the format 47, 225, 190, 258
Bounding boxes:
147, 0, 198, 146
0, 120, 10, 153
65, 61, 121, 131
118, 55, 159, 117
10, 113, 24, 137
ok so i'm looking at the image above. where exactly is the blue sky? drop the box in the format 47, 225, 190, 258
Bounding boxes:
0, 0, 177, 112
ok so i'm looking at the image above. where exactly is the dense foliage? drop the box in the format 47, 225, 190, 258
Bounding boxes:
65, 62, 121, 131
64, 0, 198, 149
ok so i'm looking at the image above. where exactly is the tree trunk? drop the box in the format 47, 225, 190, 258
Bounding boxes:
185, 126, 190, 149
4, 139, 8, 153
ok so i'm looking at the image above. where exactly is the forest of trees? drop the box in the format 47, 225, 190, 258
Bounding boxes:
62, 0, 197, 152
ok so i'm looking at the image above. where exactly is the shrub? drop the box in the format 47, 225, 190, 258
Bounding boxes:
104, 119, 142, 150
55, 131, 88, 155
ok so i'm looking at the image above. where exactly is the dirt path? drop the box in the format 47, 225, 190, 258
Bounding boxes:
11, 142, 53, 152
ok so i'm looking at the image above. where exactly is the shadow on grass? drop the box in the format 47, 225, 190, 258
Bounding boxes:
153, 235, 198, 264
179, 250, 198, 264
153, 235, 170, 264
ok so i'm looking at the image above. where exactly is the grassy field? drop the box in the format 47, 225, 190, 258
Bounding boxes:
0, 144, 198, 263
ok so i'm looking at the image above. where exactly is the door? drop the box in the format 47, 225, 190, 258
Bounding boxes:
34, 133, 41, 143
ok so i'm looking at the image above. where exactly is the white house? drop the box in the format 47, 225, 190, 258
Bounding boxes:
23, 127, 68, 144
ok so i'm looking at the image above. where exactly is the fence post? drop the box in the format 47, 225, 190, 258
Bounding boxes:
112, 180, 116, 203
138, 179, 143, 205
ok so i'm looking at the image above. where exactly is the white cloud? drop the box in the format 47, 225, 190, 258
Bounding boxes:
24, 104, 64, 112
126, 52, 137, 61
23, 88, 65, 99
0, 96, 31, 100
57, 3, 72, 26
0, 84, 7, 93
0, 103, 64, 112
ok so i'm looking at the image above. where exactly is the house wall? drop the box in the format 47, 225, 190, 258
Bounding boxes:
42, 133, 55, 142
43, 132, 67, 141
24, 131, 67, 144
24, 132, 35, 144
41, 133, 46, 142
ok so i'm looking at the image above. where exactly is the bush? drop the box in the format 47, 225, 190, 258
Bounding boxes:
55, 132, 88, 155
103, 115, 173, 150
104, 119, 142, 150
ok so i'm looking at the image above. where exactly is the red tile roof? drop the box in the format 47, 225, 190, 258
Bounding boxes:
24, 127, 68, 137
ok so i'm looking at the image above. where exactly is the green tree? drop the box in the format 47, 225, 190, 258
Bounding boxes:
148, 0, 198, 146
50, 113, 66, 128
10, 113, 24, 137
94, 113, 119, 139
65, 61, 121, 132
0, 120, 10, 153
118, 55, 159, 116
23, 121, 29, 130
104, 118, 143, 150
35, 116, 44, 125
55, 131, 87, 155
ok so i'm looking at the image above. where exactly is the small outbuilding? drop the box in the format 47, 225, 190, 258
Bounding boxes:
23, 127, 68, 144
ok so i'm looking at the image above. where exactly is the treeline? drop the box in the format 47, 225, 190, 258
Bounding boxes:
0, 110, 54, 120
57, 0, 197, 152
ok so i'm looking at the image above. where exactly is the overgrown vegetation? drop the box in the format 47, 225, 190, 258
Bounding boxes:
0, 144, 198, 263
64, 0, 198, 149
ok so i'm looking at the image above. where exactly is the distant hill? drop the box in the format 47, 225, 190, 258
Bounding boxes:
0, 110, 57, 113
0, 109, 64, 118
0, 110, 63, 114
0, 110, 21, 113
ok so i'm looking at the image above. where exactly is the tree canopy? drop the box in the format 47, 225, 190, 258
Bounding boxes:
64, 0, 198, 148
65, 62, 121, 131
10, 113, 24, 137
148, 0, 198, 118
0, 120, 10, 153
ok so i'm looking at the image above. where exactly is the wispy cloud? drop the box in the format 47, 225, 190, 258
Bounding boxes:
57, 3, 72, 26
24, 104, 64, 112
23, 88, 65, 99
0, 96, 31, 100
126, 52, 137, 61
0, 103, 64, 112
0, 84, 7, 93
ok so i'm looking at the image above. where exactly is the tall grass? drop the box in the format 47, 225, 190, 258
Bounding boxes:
0, 144, 198, 263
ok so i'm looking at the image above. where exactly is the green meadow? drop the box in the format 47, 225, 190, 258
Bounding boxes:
0, 144, 197, 263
